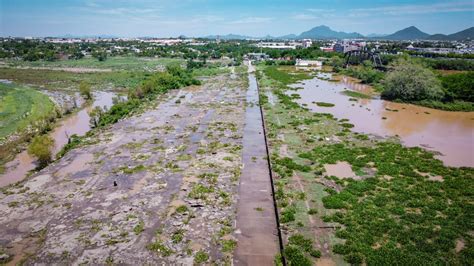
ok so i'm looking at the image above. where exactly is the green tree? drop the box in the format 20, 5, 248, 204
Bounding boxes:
92, 50, 107, 61
28, 135, 54, 168
329, 56, 344, 69
79, 81, 92, 100
382, 58, 444, 102
439, 72, 474, 102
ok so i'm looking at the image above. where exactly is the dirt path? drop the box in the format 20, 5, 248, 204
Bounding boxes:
234, 62, 280, 265
0, 73, 246, 264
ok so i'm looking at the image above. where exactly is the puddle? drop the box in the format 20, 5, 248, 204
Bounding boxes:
0, 92, 116, 187
324, 161, 355, 179
290, 73, 474, 167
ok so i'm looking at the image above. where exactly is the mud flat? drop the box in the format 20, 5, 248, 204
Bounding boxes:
234, 62, 280, 265
290, 74, 474, 167
0, 73, 247, 264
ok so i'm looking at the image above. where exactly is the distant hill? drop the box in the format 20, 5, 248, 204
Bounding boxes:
428, 27, 474, 41
200, 25, 474, 41
366, 33, 387, 38
203, 34, 255, 40
383, 26, 430, 40
298, 25, 363, 39
278, 34, 298, 40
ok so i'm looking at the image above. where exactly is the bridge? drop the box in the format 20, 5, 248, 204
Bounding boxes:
343, 48, 386, 70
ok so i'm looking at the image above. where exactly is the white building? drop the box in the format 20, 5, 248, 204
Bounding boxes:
302, 39, 313, 48
295, 59, 322, 67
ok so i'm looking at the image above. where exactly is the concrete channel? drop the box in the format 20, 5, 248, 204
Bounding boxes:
234, 61, 283, 265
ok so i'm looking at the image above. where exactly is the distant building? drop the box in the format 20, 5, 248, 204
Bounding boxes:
302, 39, 313, 48
246, 53, 269, 61
320, 47, 334, 52
334, 41, 363, 53
255, 42, 299, 49
333, 43, 344, 53
295, 59, 322, 67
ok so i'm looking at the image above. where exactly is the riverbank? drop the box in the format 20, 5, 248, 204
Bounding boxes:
0, 71, 249, 264
0, 83, 58, 174
256, 65, 473, 265
0, 91, 117, 187
337, 65, 474, 112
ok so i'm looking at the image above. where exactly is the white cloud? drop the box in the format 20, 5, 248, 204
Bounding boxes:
349, 1, 474, 17
291, 14, 317, 20
306, 8, 335, 13
229, 17, 273, 24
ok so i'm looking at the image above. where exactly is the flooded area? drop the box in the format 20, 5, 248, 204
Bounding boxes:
324, 161, 356, 179
0, 91, 117, 187
0, 73, 247, 264
290, 72, 474, 167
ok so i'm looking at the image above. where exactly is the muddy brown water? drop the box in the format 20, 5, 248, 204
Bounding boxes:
0, 91, 117, 187
289, 73, 474, 167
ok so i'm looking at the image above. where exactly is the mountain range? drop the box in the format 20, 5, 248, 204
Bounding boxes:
202, 25, 474, 41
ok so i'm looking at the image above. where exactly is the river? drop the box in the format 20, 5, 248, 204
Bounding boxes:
289, 72, 474, 167
0, 91, 117, 187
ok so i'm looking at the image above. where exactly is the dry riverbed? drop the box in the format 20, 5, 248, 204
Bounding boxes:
0, 73, 247, 264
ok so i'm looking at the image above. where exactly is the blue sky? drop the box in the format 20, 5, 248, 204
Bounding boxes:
1, 0, 473, 37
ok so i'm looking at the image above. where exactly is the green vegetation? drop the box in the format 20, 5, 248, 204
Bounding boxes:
302, 142, 473, 265
382, 58, 444, 102
171, 229, 185, 243
79, 81, 92, 100
381, 58, 474, 111
146, 241, 174, 256
188, 184, 214, 200
175, 205, 188, 214
341, 90, 372, 99
221, 239, 237, 252
93, 64, 200, 128
27, 135, 54, 168
341, 60, 384, 84
0, 68, 148, 91
0, 83, 56, 139
437, 72, 474, 107
338, 57, 474, 111
257, 64, 473, 265
264, 66, 312, 85
2, 56, 184, 71
287, 234, 321, 261
314, 102, 335, 107
194, 250, 209, 263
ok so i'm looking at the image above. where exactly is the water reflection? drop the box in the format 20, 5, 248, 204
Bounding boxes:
290, 73, 474, 167
0, 91, 117, 187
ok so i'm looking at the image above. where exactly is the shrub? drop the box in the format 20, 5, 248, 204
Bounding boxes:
176, 205, 188, 213
382, 58, 444, 102
439, 72, 474, 102
79, 81, 92, 100
28, 135, 54, 168
194, 250, 209, 263
344, 252, 364, 265
284, 246, 312, 266
280, 205, 297, 223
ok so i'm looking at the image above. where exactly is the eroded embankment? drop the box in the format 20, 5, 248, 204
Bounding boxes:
0, 73, 246, 265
